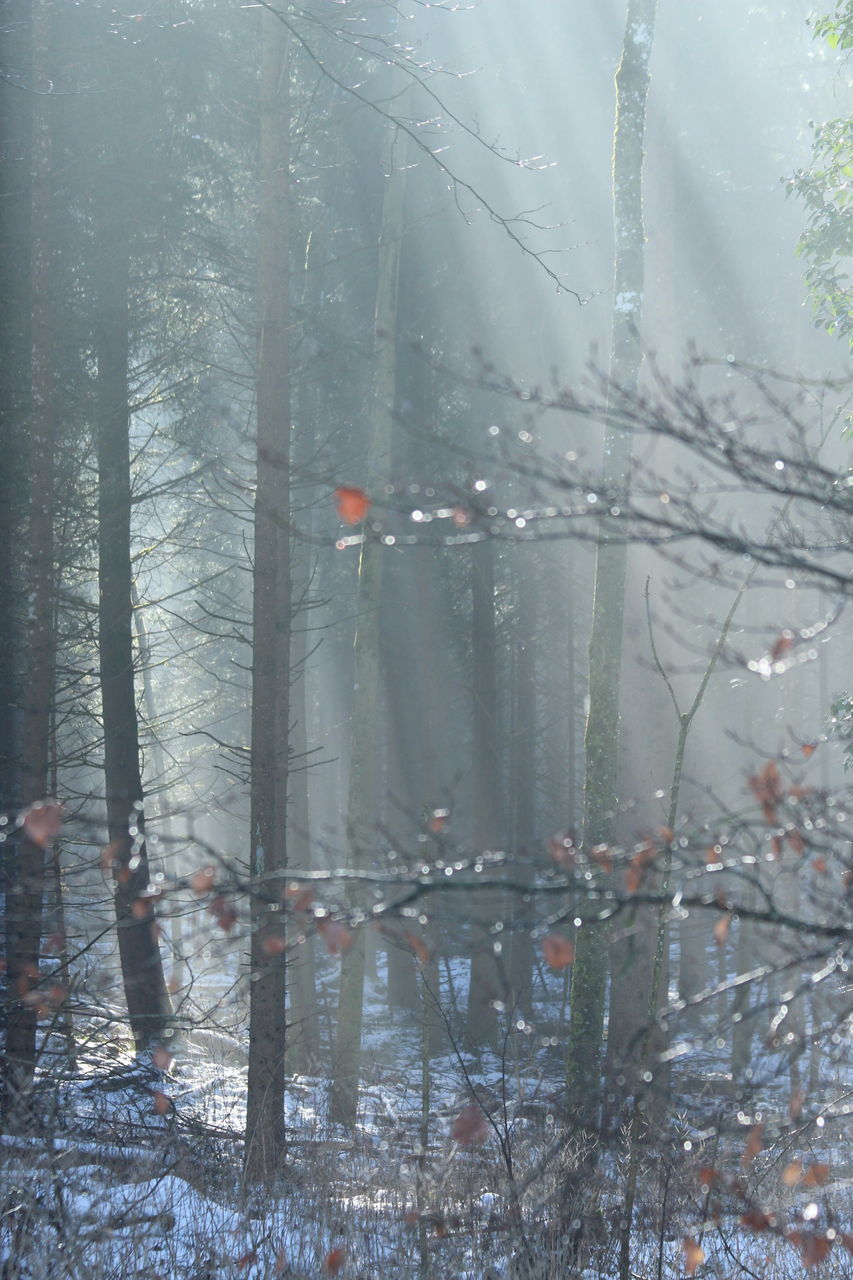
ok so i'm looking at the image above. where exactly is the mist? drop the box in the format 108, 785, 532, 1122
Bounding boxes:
1, 0, 851, 1276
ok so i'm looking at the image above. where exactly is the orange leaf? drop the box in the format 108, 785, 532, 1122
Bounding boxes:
262, 933, 288, 955
633, 840, 658, 870
740, 1207, 771, 1231
787, 828, 805, 855
625, 840, 657, 892
22, 801, 63, 847
335, 485, 371, 525
190, 865, 216, 894
811, 856, 827, 874
590, 843, 613, 873
547, 831, 576, 869
802, 1162, 829, 1188
801, 741, 817, 759
100, 839, 124, 874
770, 631, 794, 661
209, 896, 237, 932
403, 931, 432, 965
234, 1251, 258, 1271
317, 918, 352, 956
284, 884, 314, 913
800, 1235, 832, 1267
741, 1123, 764, 1167
782, 1160, 803, 1187
748, 761, 785, 823
429, 808, 450, 833
324, 1247, 346, 1275
697, 1166, 720, 1189
624, 863, 643, 894
153, 1046, 173, 1072
714, 914, 731, 948
451, 1103, 489, 1147
683, 1237, 705, 1277
541, 934, 575, 969
152, 1090, 171, 1115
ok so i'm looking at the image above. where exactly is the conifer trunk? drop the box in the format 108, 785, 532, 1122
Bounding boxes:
331, 106, 407, 1127
2, 0, 56, 1128
95, 213, 171, 1055
244, 3, 291, 1182
507, 549, 536, 1018
464, 538, 504, 1049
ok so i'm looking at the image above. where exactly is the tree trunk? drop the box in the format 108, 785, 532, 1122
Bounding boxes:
95, 205, 171, 1055
464, 538, 505, 1050
2, 0, 56, 1130
244, 4, 291, 1183
0, 0, 31, 851
565, 0, 658, 1131
507, 547, 537, 1020
285, 622, 319, 1075
131, 582, 187, 1000
331, 103, 407, 1127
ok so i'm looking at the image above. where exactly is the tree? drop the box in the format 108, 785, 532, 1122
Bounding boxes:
244, 1, 292, 1183
330, 68, 409, 1126
1, 0, 58, 1130
565, 0, 659, 1135
92, 34, 172, 1053
790, 1, 853, 348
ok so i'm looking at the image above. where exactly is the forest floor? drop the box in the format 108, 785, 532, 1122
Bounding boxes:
2, 958, 851, 1279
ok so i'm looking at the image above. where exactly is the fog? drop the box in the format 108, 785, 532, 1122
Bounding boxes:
1, 0, 851, 1273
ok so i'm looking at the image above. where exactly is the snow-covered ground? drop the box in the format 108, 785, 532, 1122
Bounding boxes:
2, 950, 851, 1278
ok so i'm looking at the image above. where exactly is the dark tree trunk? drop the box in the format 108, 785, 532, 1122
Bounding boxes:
0, 0, 31, 837
244, 4, 291, 1182
2, 0, 56, 1130
95, 197, 171, 1055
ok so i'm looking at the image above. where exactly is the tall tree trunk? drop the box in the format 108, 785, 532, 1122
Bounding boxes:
131, 583, 186, 997
0, 0, 31, 850
565, 0, 658, 1131
285, 622, 319, 1074
244, 4, 291, 1183
95, 206, 171, 1055
2, 0, 56, 1130
464, 538, 505, 1050
330, 105, 407, 1127
507, 548, 537, 1020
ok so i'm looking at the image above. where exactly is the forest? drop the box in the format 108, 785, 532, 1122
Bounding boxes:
0, 0, 851, 1276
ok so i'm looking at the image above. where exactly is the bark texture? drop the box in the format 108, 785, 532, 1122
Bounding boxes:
2, 0, 56, 1130
565, 0, 658, 1130
244, 4, 291, 1183
331, 107, 407, 1127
